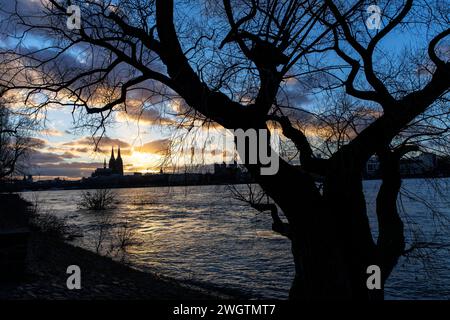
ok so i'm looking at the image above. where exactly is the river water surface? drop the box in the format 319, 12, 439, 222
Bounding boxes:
22, 178, 450, 299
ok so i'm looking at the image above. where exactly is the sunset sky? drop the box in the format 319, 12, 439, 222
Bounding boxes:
28, 104, 173, 179
0, 0, 441, 180
0, 0, 239, 179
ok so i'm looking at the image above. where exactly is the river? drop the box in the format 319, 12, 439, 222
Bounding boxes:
21, 178, 450, 299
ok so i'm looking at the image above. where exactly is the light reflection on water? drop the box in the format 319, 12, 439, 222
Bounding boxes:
21, 178, 450, 299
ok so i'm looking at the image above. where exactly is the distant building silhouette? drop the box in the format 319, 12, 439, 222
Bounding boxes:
108, 147, 116, 172
213, 161, 246, 181
115, 146, 124, 175
364, 152, 444, 178
92, 146, 124, 177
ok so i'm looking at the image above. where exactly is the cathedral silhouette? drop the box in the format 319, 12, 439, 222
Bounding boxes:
91, 146, 124, 177
108, 146, 124, 175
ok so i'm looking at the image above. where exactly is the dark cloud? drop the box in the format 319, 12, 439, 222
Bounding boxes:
26, 146, 106, 178
70, 147, 90, 154
25, 134, 141, 178
28, 137, 47, 148
0, 0, 44, 33
28, 149, 80, 164
60, 151, 78, 159
28, 150, 65, 164
30, 162, 103, 178
63, 136, 131, 150
27, 147, 103, 177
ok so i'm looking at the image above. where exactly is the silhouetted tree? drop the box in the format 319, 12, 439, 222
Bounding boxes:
0, 103, 34, 180
0, 0, 449, 299
78, 188, 117, 211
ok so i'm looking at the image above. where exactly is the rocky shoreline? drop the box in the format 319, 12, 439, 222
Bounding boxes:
0, 231, 239, 300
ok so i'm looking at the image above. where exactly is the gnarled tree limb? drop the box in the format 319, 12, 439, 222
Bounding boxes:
376, 144, 418, 280
267, 114, 327, 175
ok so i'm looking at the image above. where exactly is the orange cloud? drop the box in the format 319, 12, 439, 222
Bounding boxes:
137, 139, 171, 155
116, 102, 175, 126
62, 136, 131, 154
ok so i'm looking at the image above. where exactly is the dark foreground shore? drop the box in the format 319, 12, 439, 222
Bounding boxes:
0, 231, 235, 300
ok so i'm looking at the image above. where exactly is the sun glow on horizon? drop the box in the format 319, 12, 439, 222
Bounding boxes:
125, 150, 164, 173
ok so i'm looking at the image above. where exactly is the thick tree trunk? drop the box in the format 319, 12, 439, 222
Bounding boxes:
376, 148, 407, 281
289, 180, 382, 299
253, 150, 386, 300
289, 189, 381, 299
